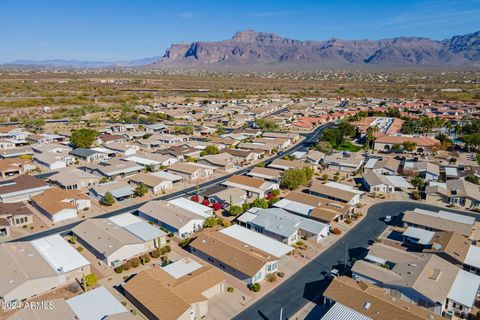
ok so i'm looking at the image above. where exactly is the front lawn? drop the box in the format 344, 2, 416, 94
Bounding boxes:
336, 141, 362, 152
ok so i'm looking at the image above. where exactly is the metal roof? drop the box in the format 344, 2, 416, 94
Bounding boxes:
162, 258, 203, 279
321, 302, 371, 320
413, 208, 475, 225
402, 226, 435, 245
220, 225, 293, 258
273, 199, 314, 216
448, 269, 480, 308
168, 198, 213, 218
67, 286, 128, 320
464, 245, 480, 269
31, 234, 90, 274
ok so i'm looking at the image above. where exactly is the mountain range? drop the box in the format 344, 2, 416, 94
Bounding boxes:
3, 30, 480, 70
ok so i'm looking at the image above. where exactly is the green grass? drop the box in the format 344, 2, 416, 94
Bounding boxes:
336, 141, 362, 152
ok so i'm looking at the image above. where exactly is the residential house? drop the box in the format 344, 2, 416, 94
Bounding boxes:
248, 166, 282, 182
0, 175, 50, 203
403, 161, 440, 181
0, 202, 33, 228
309, 181, 362, 206
70, 148, 108, 163
167, 163, 214, 181
365, 157, 400, 175
0, 147, 34, 159
273, 191, 352, 224
190, 225, 292, 284
84, 158, 143, 179
268, 159, 308, 171
168, 198, 214, 218
124, 153, 178, 170
137, 200, 205, 238
222, 175, 279, 199
402, 208, 475, 237
351, 243, 480, 317
31, 188, 91, 223
323, 153, 363, 173
0, 158, 36, 178
238, 207, 329, 244
105, 142, 139, 156
322, 276, 442, 320
362, 171, 395, 193
129, 173, 173, 194
0, 234, 90, 303
124, 261, 225, 320
90, 181, 134, 202
425, 179, 480, 209
72, 213, 167, 266
223, 148, 264, 163
33, 151, 75, 170
49, 168, 100, 190
197, 153, 235, 171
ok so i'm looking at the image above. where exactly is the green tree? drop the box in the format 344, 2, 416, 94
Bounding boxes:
84, 273, 97, 287
229, 205, 244, 216
252, 198, 269, 209
175, 125, 194, 135
204, 145, 219, 155
315, 141, 333, 155
70, 128, 100, 148
134, 183, 149, 197
204, 217, 219, 228
403, 141, 417, 152
280, 168, 307, 190
101, 192, 116, 206
411, 177, 425, 190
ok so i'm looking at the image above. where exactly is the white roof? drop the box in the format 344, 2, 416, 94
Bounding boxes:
413, 208, 475, 225
325, 182, 364, 195
383, 175, 413, 189
236, 211, 258, 224
365, 254, 387, 265
291, 151, 307, 159
445, 167, 459, 177
124, 155, 159, 166
364, 158, 379, 169
464, 245, 480, 269
168, 198, 213, 218
67, 286, 128, 320
321, 302, 371, 320
220, 225, 293, 258
152, 171, 184, 182
273, 198, 314, 216
109, 213, 167, 241
91, 147, 115, 154
448, 269, 480, 307
402, 226, 435, 245
162, 258, 203, 279
31, 234, 90, 273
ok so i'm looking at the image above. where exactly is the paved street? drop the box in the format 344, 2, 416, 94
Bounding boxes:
234, 201, 478, 320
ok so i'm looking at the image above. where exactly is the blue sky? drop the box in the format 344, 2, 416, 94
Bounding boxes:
1, 0, 479, 62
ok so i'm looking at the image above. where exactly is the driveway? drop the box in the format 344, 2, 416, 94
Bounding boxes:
234, 201, 478, 320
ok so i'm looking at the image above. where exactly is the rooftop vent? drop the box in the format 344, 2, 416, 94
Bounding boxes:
363, 302, 371, 310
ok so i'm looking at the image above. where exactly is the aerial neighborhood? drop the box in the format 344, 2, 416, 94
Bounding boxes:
0, 94, 480, 320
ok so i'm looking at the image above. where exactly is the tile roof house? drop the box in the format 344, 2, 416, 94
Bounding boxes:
129, 173, 173, 194
167, 163, 214, 180
0, 158, 36, 178
124, 262, 225, 320
362, 171, 395, 194
374, 135, 440, 154
402, 208, 475, 237
247, 166, 282, 182
48, 168, 100, 190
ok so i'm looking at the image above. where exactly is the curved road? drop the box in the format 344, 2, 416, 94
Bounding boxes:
234, 201, 479, 320
13, 123, 332, 242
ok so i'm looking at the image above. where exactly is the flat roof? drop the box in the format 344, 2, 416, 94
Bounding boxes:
109, 213, 167, 241
448, 269, 480, 307
465, 245, 480, 268
325, 182, 364, 195
168, 198, 213, 218
125, 155, 159, 166
402, 226, 435, 245
162, 258, 203, 279
67, 286, 128, 320
413, 208, 475, 225
384, 175, 413, 189
273, 198, 314, 216
220, 225, 293, 258
31, 234, 90, 273
152, 171, 184, 182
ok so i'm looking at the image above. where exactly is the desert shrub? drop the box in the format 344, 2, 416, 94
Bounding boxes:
227, 286, 234, 293
150, 249, 161, 258
122, 261, 132, 271
331, 228, 341, 235
266, 273, 277, 283
114, 266, 123, 274
250, 283, 261, 292
277, 271, 285, 278
130, 257, 141, 268
84, 273, 97, 287
160, 245, 171, 255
